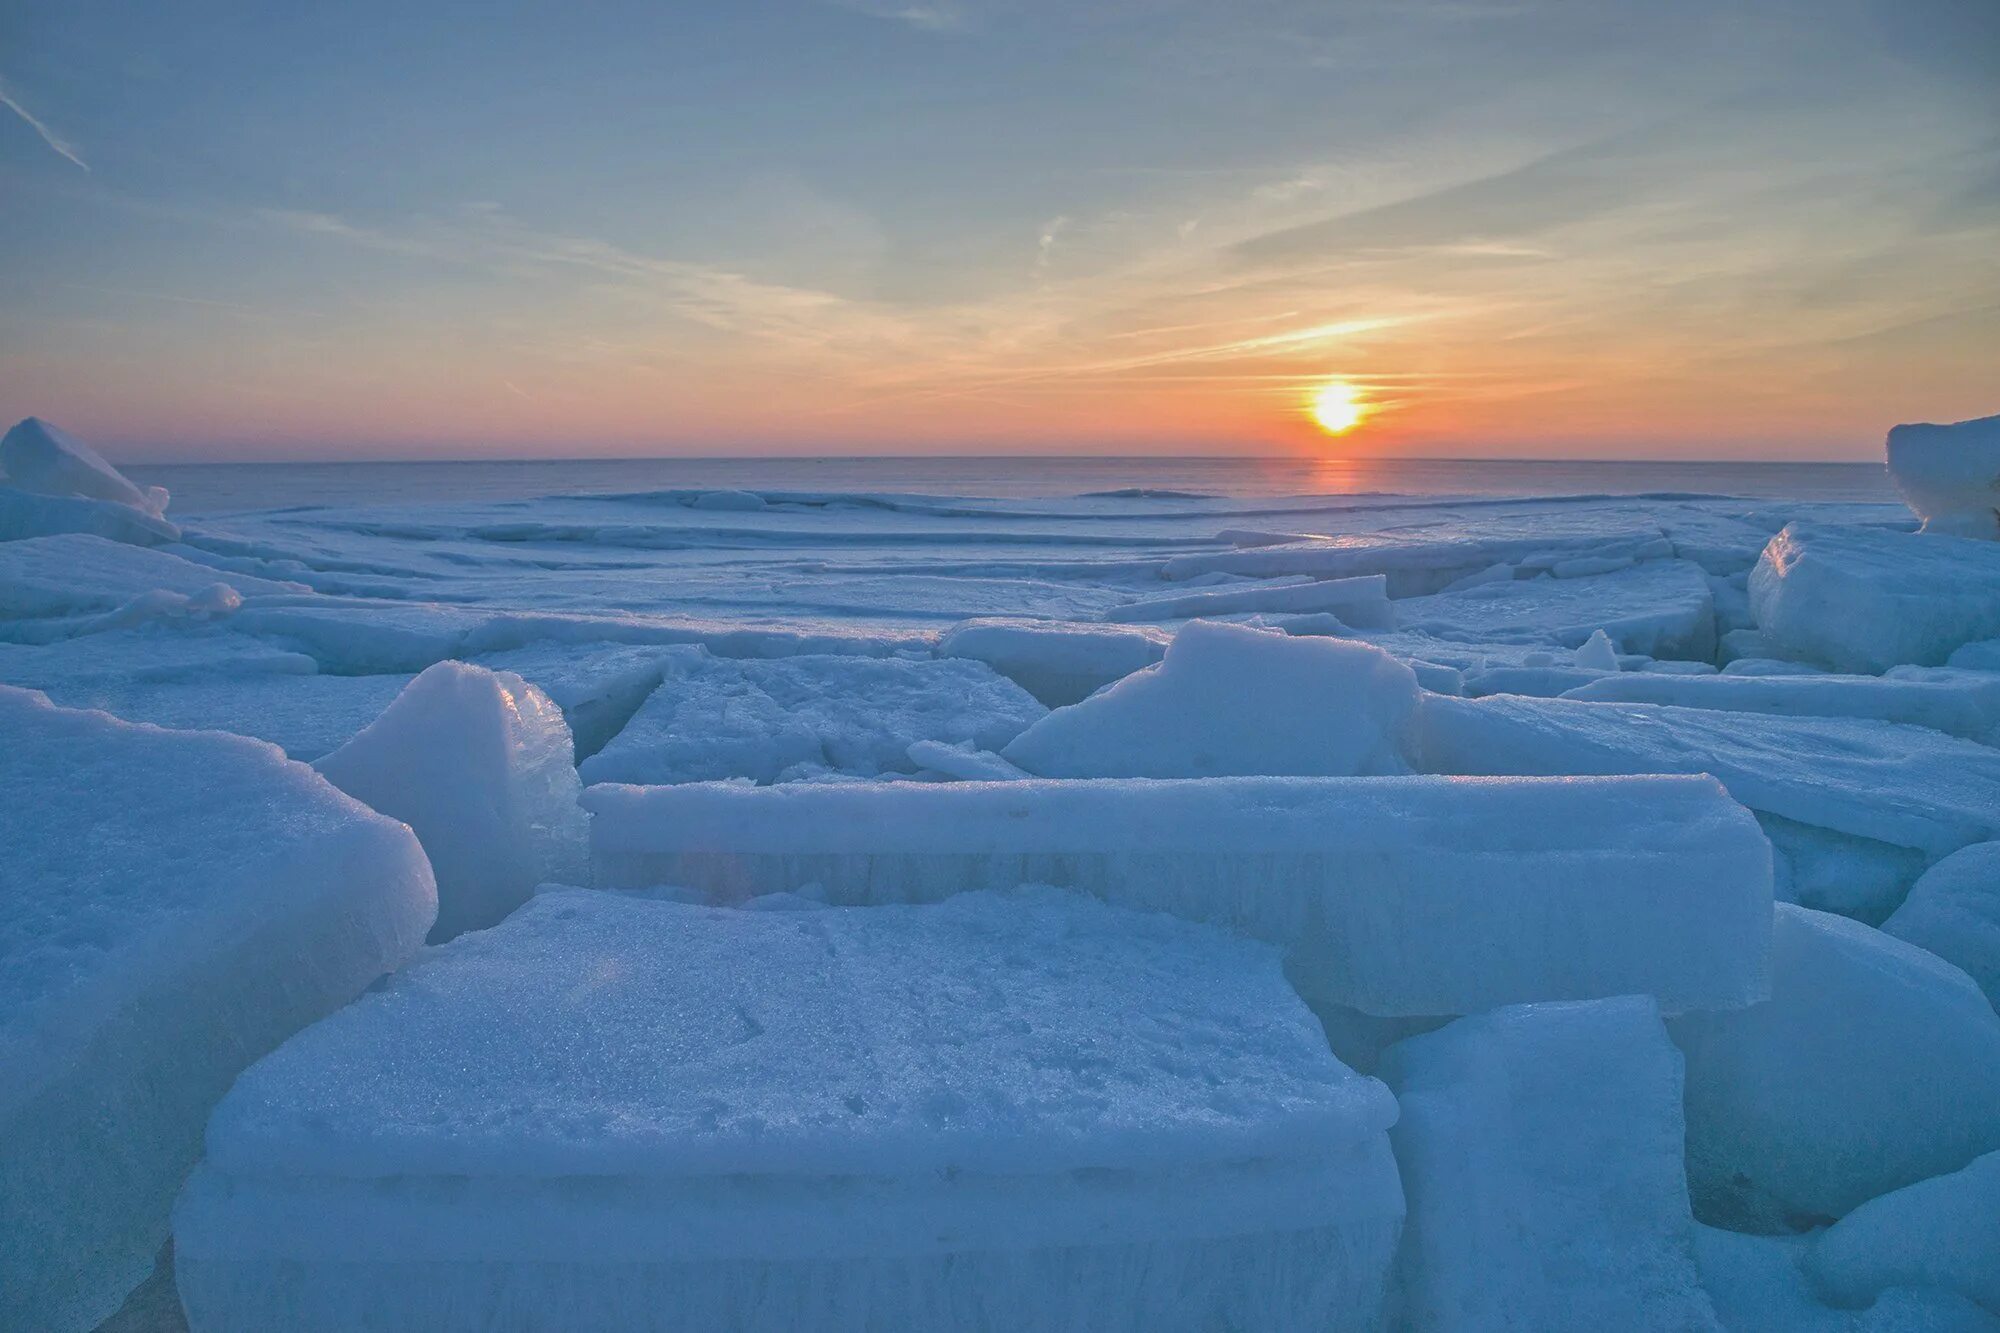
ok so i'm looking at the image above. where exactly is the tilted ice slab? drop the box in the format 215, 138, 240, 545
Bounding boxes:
1883, 842, 2000, 1009
1394, 558, 1717, 661
470, 640, 681, 759
0, 533, 305, 620
1001, 620, 1420, 778
0, 417, 167, 515
315, 662, 588, 942
1887, 413, 2000, 540
1564, 668, 2000, 745
1100, 573, 1393, 627
0, 486, 180, 545
935, 617, 1167, 707
1670, 905, 2000, 1231
0, 687, 435, 1333
1382, 997, 1719, 1331
1803, 1149, 2000, 1319
580, 647, 1046, 786
1415, 693, 2000, 862
174, 889, 1405, 1333
585, 775, 1772, 1018
1750, 522, 2000, 672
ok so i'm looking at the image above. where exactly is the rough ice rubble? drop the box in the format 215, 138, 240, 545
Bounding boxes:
314, 661, 588, 942
1750, 522, 2000, 672
1669, 904, 2000, 1231
579, 646, 1046, 786
934, 617, 1167, 706
0, 686, 435, 1333
1001, 620, 1420, 778
1563, 669, 2000, 745
1886, 413, 2000, 539
1381, 997, 1719, 1331
1802, 1149, 2000, 1318
584, 774, 1773, 1018
1883, 842, 2000, 1007
174, 888, 1405, 1333
0, 417, 169, 516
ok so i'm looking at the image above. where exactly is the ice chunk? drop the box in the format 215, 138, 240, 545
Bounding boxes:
1416, 693, 2000, 860
0, 686, 434, 1333
314, 662, 587, 941
1883, 842, 2000, 1007
0, 534, 304, 620
1563, 670, 2000, 745
579, 648, 1046, 786
174, 889, 1405, 1333
1669, 905, 2000, 1230
1001, 620, 1420, 778
1695, 1226, 2000, 1332
41, 670, 416, 761
1575, 627, 1622, 670
585, 774, 1774, 1018
1804, 1149, 2000, 1318
1381, 997, 1719, 1331
906, 738, 1028, 780
1887, 413, 2000, 540
0, 417, 166, 515
0, 626, 316, 689
935, 617, 1168, 707
1750, 522, 2000, 672
1395, 559, 1718, 661
0, 486, 179, 545
1099, 573, 1393, 627
1951, 639, 2000, 671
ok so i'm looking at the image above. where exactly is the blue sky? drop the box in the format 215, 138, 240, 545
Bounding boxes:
2, 0, 1995, 459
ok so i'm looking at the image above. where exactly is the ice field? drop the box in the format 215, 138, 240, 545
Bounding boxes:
5, 413, 2000, 1331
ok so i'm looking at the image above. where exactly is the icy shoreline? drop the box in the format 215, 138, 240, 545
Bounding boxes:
5, 418, 2000, 1331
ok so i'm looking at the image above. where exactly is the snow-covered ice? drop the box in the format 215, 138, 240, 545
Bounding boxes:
0, 686, 434, 1332
580, 646, 1046, 786
174, 888, 1405, 1332
1381, 997, 1718, 1331
1802, 1149, 2000, 1318
1695, 1225, 2000, 1332
1882, 842, 2000, 1007
1669, 904, 2000, 1231
0, 417, 169, 517
1886, 414, 2000, 540
1563, 668, 2000, 745
314, 661, 588, 941
1099, 571, 1394, 626
1000, 620, 1420, 778
585, 774, 1773, 1017
934, 617, 1167, 706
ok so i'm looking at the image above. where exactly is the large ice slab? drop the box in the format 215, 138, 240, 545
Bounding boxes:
175, 888, 1405, 1333
41, 671, 414, 761
935, 617, 1167, 706
1883, 842, 2000, 1008
579, 647, 1046, 786
1670, 905, 2000, 1231
0, 487, 179, 545
1415, 693, 2000, 861
315, 662, 588, 941
1382, 997, 1718, 1331
0, 533, 305, 620
0, 686, 435, 1333
1750, 522, 2000, 672
1395, 558, 1717, 661
1100, 573, 1393, 627
0, 417, 166, 516
585, 774, 1773, 1017
0, 626, 317, 689
1564, 669, 2000, 744
1887, 413, 2000, 540
1001, 620, 1419, 778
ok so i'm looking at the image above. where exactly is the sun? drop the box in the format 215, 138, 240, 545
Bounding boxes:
1309, 380, 1366, 435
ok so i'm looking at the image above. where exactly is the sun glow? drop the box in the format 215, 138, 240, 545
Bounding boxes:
1309, 380, 1366, 435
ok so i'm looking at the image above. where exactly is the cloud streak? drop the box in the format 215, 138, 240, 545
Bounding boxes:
0, 77, 88, 171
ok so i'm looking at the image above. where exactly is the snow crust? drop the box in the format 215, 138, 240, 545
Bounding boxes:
585, 774, 1772, 1017
0, 686, 434, 1332
175, 888, 1404, 1332
315, 661, 588, 941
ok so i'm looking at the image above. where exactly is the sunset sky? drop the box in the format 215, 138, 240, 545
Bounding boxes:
2, 0, 1995, 461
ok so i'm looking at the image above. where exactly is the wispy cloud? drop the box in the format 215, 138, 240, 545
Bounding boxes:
836, 1, 967, 33
0, 77, 88, 171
